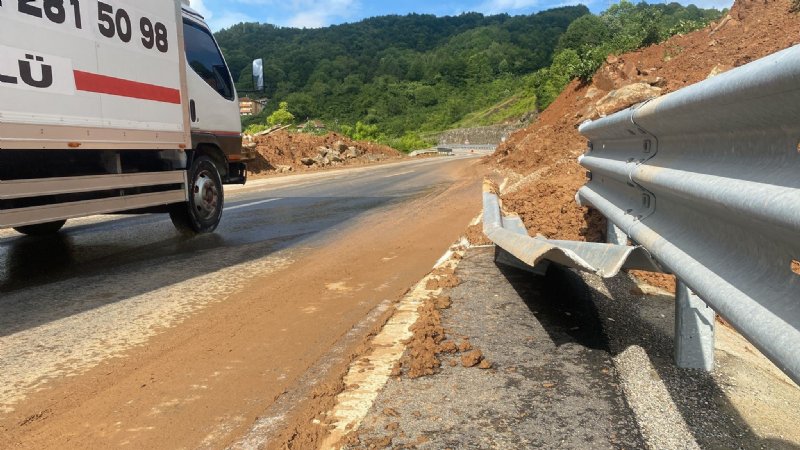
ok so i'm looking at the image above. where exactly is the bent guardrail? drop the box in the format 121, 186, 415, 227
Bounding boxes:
482, 182, 661, 277
578, 45, 800, 384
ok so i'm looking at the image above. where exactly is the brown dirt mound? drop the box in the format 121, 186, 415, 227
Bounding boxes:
248, 131, 403, 175
398, 298, 446, 379
492, 0, 800, 284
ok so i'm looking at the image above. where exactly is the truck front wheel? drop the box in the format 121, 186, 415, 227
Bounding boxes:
170, 156, 224, 234
13, 220, 67, 236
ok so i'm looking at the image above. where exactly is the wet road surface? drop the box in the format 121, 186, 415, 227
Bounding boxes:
0, 155, 486, 448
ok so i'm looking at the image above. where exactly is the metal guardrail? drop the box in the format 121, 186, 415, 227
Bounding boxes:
482, 185, 661, 277
577, 45, 800, 384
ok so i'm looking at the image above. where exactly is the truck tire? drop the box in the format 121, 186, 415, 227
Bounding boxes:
13, 220, 67, 236
170, 156, 224, 234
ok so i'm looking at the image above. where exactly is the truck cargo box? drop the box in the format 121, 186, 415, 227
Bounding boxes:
0, 0, 190, 150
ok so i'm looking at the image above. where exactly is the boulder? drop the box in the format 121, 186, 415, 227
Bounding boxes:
300, 157, 316, 166
275, 165, 293, 173
317, 146, 330, 157
314, 156, 331, 167
641, 76, 666, 88
330, 153, 344, 163
344, 147, 361, 159
584, 87, 603, 100
333, 140, 348, 152
593, 83, 662, 118
706, 64, 732, 79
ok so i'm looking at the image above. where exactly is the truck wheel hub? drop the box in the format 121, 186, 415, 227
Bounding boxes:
193, 172, 219, 219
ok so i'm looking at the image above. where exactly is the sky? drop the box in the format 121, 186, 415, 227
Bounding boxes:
189, 0, 734, 32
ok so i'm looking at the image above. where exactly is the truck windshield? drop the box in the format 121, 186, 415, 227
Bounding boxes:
183, 19, 235, 101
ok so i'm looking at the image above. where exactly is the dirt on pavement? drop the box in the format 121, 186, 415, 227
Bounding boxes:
491, 0, 800, 286
0, 159, 486, 450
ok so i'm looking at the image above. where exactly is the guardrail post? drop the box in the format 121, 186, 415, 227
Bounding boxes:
607, 222, 627, 246
675, 281, 716, 371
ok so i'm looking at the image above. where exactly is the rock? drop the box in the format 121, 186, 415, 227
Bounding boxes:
706, 64, 732, 79
344, 147, 361, 159
300, 157, 316, 166
333, 140, 348, 152
621, 61, 639, 80
584, 87, 603, 100
641, 76, 666, 88
317, 157, 331, 167
245, 142, 257, 150
461, 350, 483, 368
606, 55, 619, 65
330, 153, 344, 163
478, 360, 493, 370
593, 83, 662, 118
317, 146, 330, 157
275, 165, 293, 173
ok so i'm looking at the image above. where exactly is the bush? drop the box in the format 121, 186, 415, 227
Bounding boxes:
244, 124, 269, 135
388, 133, 432, 152
267, 101, 295, 126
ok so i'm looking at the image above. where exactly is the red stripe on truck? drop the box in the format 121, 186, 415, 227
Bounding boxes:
73, 71, 181, 104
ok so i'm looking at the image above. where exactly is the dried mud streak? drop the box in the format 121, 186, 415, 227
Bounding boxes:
0, 159, 487, 450
492, 0, 800, 246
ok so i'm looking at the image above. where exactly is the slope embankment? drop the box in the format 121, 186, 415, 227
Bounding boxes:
490, 0, 800, 290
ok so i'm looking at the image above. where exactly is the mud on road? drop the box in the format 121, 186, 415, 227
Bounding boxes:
0, 157, 487, 449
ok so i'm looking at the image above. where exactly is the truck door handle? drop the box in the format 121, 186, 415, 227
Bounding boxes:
190, 99, 197, 122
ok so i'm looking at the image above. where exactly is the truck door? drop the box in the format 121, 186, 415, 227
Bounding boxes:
182, 17, 241, 150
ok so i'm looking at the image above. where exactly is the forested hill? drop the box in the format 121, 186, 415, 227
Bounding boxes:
216, 7, 586, 137
215, 3, 722, 150
218, 6, 586, 97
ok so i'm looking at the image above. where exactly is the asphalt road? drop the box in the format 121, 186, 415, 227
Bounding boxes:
0, 155, 486, 449
0, 157, 466, 296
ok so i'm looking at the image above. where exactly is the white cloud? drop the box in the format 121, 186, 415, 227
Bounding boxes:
678, 0, 734, 9
477, 0, 542, 14
288, 11, 329, 28
188, 0, 255, 31
231, 0, 360, 28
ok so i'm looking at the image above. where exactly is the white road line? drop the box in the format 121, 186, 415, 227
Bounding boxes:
225, 198, 283, 211
381, 170, 415, 179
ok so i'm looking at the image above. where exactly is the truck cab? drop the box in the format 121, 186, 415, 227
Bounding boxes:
181, 4, 249, 183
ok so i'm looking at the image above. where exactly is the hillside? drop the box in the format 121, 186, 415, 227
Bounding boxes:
216, 6, 588, 143
491, 0, 800, 290
217, 3, 723, 150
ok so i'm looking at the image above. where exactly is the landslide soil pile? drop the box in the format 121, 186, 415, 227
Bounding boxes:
247, 131, 404, 175
492, 0, 800, 290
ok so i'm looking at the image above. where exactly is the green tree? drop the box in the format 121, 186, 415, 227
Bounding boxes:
557, 15, 611, 52
267, 101, 295, 126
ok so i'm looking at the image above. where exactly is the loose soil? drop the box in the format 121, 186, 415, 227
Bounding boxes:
248, 131, 404, 176
0, 159, 486, 450
492, 0, 800, 285
465, 223, 492, 246
392, 267, 493, 381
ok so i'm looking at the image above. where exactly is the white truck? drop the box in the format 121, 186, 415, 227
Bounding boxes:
0, 0, 250, 235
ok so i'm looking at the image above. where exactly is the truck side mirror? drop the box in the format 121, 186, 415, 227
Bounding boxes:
252, 59, 264, 92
